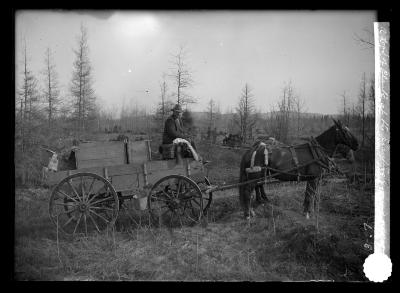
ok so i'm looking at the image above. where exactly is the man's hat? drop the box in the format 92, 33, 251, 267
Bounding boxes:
171, 104, 183, 112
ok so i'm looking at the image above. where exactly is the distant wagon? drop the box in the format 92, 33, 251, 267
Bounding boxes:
222, 134, 243, 147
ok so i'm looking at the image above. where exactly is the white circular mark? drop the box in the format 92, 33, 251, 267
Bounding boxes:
363, 253, 392, 282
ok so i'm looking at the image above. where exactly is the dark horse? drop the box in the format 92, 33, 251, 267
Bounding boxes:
238, 119, 359, 219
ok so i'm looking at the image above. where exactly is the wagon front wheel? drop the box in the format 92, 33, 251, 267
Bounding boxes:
148, 175, 203, 228
49, 172, 119, 236
196, 177, 213, 215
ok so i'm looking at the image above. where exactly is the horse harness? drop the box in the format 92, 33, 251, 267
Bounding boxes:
245, 137, 335, 181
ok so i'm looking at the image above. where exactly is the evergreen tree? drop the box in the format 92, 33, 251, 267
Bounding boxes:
70, 24, 97, 135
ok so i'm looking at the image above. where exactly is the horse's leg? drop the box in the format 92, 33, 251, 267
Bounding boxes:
258, 183, 268, 202
239, 184, 252, 219
255, 184, 261, 202
303, 178, 319, 219
249, 184, 256, 217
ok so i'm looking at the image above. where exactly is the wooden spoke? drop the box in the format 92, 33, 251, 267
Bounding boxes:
176, 179, 183, 198
161, 190, 172, 199
83, 214, 88, 235
81, 176, 86, 202
87, 183, 109, 205
187, 200, 201, 220
191, 198, 201, 207
86, 183, 108, 204
57, 189, 79, 203
72, 213, 83, 234
67, 180, 82, 202
54, 202, 77, 207
179, 201, 189, 216
182, 205, 198, 223
86, 177, 96, 199
88, 213, 101, 233
86, 191, 103, 205
52, 207, 77, 217
90, 196, 115, 206
89, 209, 110, 224
89, 206, 115, 211
61, 215, 76, 228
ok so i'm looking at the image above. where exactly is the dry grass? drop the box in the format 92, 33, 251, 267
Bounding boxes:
14, 143, 374, 281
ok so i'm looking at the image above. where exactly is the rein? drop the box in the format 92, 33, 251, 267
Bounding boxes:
307, 137, 344, 175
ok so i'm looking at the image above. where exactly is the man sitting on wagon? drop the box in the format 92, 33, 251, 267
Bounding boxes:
161, 104, 203, 162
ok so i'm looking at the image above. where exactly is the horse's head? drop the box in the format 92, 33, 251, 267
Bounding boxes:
332, 119, 359, 151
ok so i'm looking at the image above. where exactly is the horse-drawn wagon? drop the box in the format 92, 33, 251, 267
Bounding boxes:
45, 119, 359, 236
44, 139, 213, 236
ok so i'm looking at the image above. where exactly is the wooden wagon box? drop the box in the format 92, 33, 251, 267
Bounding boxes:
43, 139, 204, 198
74, 140, 151, 169
45, 139, 207, 235
46, 158, 203, 188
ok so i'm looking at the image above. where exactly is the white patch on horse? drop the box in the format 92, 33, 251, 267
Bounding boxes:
246, 143, 268, 173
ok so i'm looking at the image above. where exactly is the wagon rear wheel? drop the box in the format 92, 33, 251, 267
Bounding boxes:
49, 172, 119, 236
148, 175, 203, 228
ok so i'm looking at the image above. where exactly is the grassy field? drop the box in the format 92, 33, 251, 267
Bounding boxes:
14, 142, 374, 281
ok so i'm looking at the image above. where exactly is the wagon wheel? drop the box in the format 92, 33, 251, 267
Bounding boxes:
195, 177, 213, 215
49, 172, 119, 236
148, 175, 203, 228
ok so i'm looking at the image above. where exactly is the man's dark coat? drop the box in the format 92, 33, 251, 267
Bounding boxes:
162, 115, 187, 144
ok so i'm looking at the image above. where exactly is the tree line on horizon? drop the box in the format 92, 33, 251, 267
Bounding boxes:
14, 26, 375, 186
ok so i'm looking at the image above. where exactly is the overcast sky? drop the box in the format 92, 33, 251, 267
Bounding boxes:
15, 10, 376, 115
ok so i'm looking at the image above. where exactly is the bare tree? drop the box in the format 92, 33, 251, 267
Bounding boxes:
338, 91, 352, 126
17, 38, 40, 152
275, 81, 295, 143
120, 97, 130, 131
154, 73, 174, 132
168, 45, 195, 106
99, 105, 119, 132
206, 98, 216, 129
70, 24, 97, 135
16, 38, 43, 185
235, 83, 256, 143
225, 106, 237, 134
294, 94, 306, 137
214, 101, 222, 131
159, 76, 168, 125
42, 47, 60, 130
